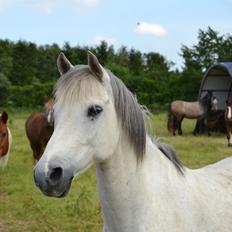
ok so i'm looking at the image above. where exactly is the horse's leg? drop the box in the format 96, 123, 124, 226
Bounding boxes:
172, 116, 176, 136
193, 119, 200, 135
172, 126, 176, 136
226, 127, 232, 147
173, 130, 176, 136
228, 133, 232, 147
177, 120, 180, 135
207, 127, 211, 137
197, 117, 206, 134
178, 117, 183, 135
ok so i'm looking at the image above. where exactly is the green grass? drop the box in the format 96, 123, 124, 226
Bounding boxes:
0, 111, 231, 231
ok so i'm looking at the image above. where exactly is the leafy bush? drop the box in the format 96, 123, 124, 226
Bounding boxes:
8, 82, 55, 107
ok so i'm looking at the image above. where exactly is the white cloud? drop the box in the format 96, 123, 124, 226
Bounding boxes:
0, 0, 9, 12
73, 0, 100, 9
34, 0, 59, 15
94, 36, 117, 46
136, 22, 168, 37
82, 0, 99, 8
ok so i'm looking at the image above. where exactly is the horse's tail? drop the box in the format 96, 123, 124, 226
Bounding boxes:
167, 103, 173, 132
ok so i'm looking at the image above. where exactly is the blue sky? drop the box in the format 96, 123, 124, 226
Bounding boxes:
0, 0, 232, 69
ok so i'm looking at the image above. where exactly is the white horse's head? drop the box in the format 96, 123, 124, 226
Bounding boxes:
34, 52, 146, 197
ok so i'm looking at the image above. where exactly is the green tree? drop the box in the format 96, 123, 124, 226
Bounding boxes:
0, 39, 13, 78
181, 27, 232, 74
144, 52, 172, 80
36, 43, 60, 82
179, 27, 232, 101
116, 46, 129, 67
10, 40, 39, 85
95, 41, 109, 66
0, 73, 10, 106
128, 49, 143, 76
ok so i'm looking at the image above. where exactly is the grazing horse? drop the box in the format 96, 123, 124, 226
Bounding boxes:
225, 101, 232, 146
25, 100, 54, 163
34, 52, 232, 232
168, 92, 218, 135
0, 112, 12, 167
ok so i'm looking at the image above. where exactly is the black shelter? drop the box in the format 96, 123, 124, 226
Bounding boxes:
198, 62, 232, 110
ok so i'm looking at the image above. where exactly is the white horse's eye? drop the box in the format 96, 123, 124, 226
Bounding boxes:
87, 105, 103, 119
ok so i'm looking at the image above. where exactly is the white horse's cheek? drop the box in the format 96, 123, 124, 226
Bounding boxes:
93, 122, 119, 161
71, 149, 95, 177
44, 129, 95, 176
94, 136, 119, 161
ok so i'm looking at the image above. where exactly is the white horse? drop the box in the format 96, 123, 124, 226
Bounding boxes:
34, 52, 232, 232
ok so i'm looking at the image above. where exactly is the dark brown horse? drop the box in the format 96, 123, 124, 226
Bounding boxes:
204, 111, 226, 136
225, 101, 232, 146
25, 100, 54, 163
0, 112, 12, 167
168, 91, 218, 136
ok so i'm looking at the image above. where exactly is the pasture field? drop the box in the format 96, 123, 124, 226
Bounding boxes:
0, 110, 232, 232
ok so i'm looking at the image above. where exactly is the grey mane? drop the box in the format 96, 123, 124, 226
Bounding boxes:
157, 142, 185, 174
107, 70, 184, 174
107, 70, 146, 162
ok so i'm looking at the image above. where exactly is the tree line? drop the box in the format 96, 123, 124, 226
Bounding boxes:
0, 27, 232, 110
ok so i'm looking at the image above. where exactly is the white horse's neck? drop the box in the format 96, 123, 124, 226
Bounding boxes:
96, 134, 185, 232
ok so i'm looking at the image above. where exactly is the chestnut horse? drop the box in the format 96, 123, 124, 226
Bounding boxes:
25, 100, 54, 163
225, 101, 232, 146
0, 112, 12, 167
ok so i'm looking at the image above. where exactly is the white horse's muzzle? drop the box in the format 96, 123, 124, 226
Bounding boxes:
34, 157, 74, 198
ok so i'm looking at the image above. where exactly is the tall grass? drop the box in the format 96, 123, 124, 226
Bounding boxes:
0, 111, 231, 231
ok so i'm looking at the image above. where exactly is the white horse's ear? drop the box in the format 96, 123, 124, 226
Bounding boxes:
57, 53, 73, 75
88, 51, 103, 81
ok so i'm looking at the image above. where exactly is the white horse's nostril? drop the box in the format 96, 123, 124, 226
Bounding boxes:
47, 167, 63, 186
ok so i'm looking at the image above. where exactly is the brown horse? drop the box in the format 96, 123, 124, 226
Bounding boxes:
225, 101, 232, 146
205, 111, 226, 136
25, 100, 54, 163
44, 99, 54, 126
168, 91, 218, 135
0, 112, 12, 167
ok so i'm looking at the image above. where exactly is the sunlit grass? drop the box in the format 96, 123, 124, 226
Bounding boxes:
151, 112, 231, 168
0, 110, 231, 231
